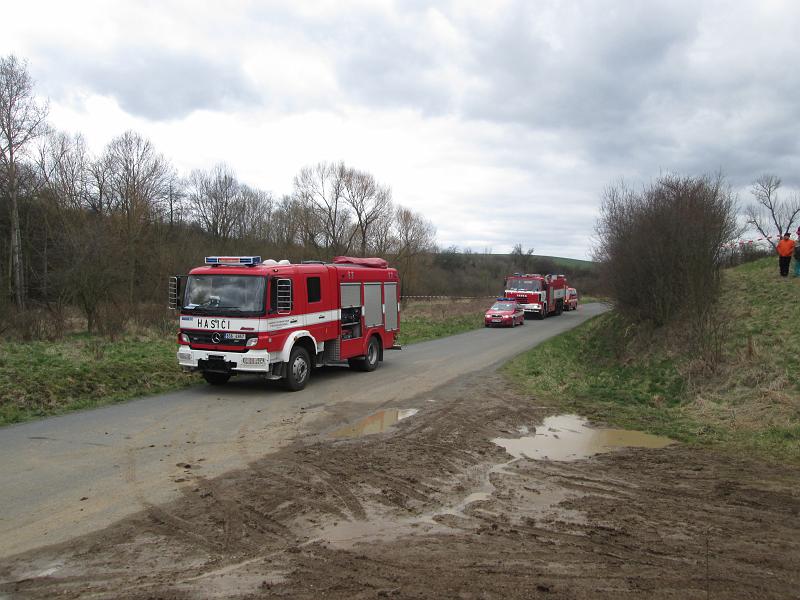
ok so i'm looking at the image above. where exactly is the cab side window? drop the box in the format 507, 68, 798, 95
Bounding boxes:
307, 276, 321, 303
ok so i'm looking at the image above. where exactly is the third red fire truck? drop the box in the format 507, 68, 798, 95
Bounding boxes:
170, 256, 400, 391
503, 273, 568, 319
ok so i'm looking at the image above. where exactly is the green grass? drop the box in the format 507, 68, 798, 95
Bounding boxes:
536, 255, 595, 269
398, 313, 485, 345
0, 332, 195, 425
504, 257, 800, 463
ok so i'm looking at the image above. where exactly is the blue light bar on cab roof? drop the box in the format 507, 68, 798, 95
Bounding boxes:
205, 256, 262, 266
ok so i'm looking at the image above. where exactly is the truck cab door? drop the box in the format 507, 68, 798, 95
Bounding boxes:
302, 267, 332, 340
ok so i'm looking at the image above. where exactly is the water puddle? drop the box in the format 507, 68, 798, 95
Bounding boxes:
314, 413, 672, 548
331, 408, 419, 438
493, 414, 673, 462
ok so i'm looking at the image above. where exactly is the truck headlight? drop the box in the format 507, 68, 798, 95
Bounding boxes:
180, 333, 190, 343
246, 337, 258, 347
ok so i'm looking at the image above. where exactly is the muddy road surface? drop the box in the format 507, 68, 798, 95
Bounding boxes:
1, 369, 798, 599
0, 304, 605, 559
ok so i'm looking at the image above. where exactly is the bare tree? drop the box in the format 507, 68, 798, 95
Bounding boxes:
37, 131, 92, 211
164, 171, 186, 230
393, 206, 436, 288
746, 174, 800, 250
342, 168, 393, 255
369, 208, 397, 255
293, 161, 354, 256
102, 130, 171, 302
0, 55, 48, 308
510, 243, 535, 272
88, 152, 115, 215
271, 194, 304, 250
234, 184, 273, 240
188, 164, 241, 240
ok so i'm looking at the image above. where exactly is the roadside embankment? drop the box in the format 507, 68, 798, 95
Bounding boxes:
505, 257, 800, 462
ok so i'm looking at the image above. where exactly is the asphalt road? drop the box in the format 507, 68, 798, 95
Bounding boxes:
0, 303, 606, 558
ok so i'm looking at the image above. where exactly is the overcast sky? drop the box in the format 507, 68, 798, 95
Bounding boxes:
4, 0, 800, 259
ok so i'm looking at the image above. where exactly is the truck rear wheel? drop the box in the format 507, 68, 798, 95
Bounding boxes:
349, 336, 380, 372
285, 346, 311, 391
202, 371, 230, 385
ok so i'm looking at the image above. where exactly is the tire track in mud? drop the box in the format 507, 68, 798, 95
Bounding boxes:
122, 428, 230, 555
121, 409, 286, 559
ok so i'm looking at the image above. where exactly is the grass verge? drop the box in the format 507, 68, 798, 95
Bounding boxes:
0, 298, 489, 425
398, 298, 486, 345
0, 332, 195, 425
504, 257, 800, 463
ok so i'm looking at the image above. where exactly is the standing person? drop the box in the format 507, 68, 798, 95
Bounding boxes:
794, 236, 800, 277
776, 232, 795, 277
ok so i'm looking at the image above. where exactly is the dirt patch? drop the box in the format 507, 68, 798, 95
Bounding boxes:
1, 373, 798, 599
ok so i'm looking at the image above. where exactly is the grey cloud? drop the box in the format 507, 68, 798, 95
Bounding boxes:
321, 2, 800, 188
38, 46, 259, 120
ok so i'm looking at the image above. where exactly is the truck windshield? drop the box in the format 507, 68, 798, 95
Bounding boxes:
183, 275, 266, 316
506, 278, 541, 292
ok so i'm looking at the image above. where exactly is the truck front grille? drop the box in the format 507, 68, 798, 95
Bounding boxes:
185, 331, 255, 349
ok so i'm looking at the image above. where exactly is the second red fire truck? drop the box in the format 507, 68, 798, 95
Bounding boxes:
170, 256, 400, 391
503, 273, 568, 319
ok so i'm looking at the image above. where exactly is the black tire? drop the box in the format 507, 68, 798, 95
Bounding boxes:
350, 336, 381, 372
285, 346, 311, 391
536, 307, 546, 320
202, 371, 230, 385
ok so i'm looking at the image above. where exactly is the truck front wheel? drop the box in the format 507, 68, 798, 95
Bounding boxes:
285, 346, 311, 391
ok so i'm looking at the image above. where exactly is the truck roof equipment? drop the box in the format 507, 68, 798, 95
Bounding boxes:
205, 256, 262, 267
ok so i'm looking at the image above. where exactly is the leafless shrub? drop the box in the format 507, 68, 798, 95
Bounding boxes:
5, 303, 66, 341
130, 302, 175, 336
595, 173, 738, 327
95, 301, 128, 339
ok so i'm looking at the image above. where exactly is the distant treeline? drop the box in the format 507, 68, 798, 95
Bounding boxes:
1, 55, 602, 337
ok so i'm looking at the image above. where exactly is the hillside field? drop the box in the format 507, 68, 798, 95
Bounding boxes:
505, 256, 800, 462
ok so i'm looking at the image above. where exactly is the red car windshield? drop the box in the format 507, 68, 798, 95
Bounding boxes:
490, 302, 516, 311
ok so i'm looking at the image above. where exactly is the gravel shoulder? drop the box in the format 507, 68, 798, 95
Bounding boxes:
2, 370, 798, 599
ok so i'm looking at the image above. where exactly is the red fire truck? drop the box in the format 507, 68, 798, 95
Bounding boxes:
503, 273, 568, 320
170, 256, 400, 391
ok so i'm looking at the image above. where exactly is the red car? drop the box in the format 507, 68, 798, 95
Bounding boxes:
484, 298, 525, 327
564, 287, 578, 311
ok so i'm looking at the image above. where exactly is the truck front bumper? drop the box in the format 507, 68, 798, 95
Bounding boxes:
177, 347, 272, 373
519, 303, 543, 315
